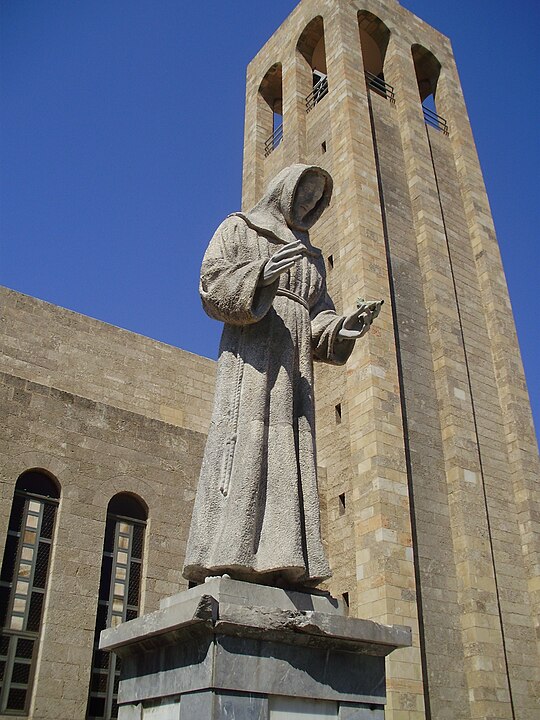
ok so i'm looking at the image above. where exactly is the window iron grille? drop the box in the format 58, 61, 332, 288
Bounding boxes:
365, 71, 395, 103
0, 486, 58, 716
306, 75, 329, 112
422, 104, 449, 135
264, 123, 283, 157
86, 512, 145, 720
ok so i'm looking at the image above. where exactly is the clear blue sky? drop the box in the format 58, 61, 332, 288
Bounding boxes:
1, 0, 539, 439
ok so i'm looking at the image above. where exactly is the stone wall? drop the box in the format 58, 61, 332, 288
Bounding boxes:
0, 287, 215, 719
242, 0, 540, 718
0, 286, 215, 436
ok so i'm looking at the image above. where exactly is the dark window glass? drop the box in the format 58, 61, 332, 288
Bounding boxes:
26, 592, 44, 633
88, 696, 106, 718
0, 587, 10, 628
16, 639, 34, 660
7, 688, 26, 711
0, 535, 18, 584
16, 471, 60, 498
131, 526, 144, 560
86, 495, 146, 720
98, 557, 113, 602
33, 543, 50, 588
127, 563, 141, 606
11, 662, 31, 685
103, 523, 115, 555
94, 604, 108, 636
40, 504, 56, 540
90, 671, 108, 693
7, 496, 25, 535
92, 650, 109, 670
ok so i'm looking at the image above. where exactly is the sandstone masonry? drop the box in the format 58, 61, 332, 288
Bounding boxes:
242, 1, 540, 718
0, 287, 215, 719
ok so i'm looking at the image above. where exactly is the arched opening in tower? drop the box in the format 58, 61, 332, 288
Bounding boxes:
297, 16, 328, 111
358, 10, 391, 99
412, 44, 447, 133
258, 62, 283, 155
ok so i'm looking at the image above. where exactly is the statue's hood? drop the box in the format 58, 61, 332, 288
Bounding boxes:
232, 164, 333, 248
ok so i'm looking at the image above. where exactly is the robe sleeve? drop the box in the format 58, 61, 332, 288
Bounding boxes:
199, 216, 278, 325
310, 282, 356, 365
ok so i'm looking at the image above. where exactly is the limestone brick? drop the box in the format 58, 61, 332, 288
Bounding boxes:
0, 288, 214, 719
242, 0, 540, 718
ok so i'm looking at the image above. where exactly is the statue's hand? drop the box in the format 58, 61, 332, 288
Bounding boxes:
259, 241, 304, 287
338, 300, 383, 340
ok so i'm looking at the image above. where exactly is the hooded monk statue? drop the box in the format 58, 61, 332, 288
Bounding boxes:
183, 164, 382, 589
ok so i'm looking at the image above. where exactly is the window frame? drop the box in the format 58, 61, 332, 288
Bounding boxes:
0, 484, 59, 716
86, 506, 146, 720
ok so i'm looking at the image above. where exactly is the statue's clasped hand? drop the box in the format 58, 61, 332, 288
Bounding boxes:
259, 240, 305, 287
338, 299, 384, 341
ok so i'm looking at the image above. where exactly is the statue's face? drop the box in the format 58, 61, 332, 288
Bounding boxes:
292, 174, 326, 226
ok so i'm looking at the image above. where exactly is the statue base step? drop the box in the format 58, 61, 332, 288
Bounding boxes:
100, 577, 411, 719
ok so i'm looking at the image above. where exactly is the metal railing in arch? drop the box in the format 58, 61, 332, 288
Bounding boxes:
422, 104, 449, 135
306, 75, 329, 112
365, 71, 395, 103
264, 123, 284, 157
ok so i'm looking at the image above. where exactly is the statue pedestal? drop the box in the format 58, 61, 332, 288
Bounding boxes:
100, 578, 411, 719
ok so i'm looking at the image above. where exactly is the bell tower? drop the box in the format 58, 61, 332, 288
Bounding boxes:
242, 1, 540, 718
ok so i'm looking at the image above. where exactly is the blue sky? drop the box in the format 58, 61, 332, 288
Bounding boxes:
1, 0, 539, 439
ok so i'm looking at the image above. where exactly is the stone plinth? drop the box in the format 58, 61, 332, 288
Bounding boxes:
100, 578, 411, 719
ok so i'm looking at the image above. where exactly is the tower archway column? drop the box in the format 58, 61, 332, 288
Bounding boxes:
324, 4, 426, 718
436, 57, 540, 707
281, 49, 309, 163
438, 55, 540, 628
389, 32, 515, 718
242, 71, 267, 210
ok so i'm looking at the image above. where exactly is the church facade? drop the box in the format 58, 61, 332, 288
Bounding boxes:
0, 287, 215, 719
1, 1, 539, 719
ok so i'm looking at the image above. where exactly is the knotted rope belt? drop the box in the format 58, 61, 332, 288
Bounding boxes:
275, 287, 310, 312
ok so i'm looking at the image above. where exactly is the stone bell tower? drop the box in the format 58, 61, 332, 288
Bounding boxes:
242, 1, 540, 719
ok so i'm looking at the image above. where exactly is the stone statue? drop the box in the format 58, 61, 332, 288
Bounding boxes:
183, 164, 382, 588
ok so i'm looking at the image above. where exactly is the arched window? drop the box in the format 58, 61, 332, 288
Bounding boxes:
411, 44, 448, 134
0, 470, 60, 715
86, 493, 147, 720
358, 11, 393, 101
297, 16, 328, 112
259, 63, 283, 157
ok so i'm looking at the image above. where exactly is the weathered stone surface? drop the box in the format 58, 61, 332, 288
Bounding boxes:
0, 286, 216, 437
101, 579, 410, 658
183, 164, 370, 588
0, 288, 215, 720
160, 576, 344, 614
212, 635, 385, 703
242, 1, 540, 718
100, 594, 216, 652
177, 691, 213, 719
269, 695, 337, 718
339, 703, 384, 720
215, 603, 410, 655
101, 581, 409, 712
121, 691, 268, 720
212, 691, 267, 720
118, 702, 143, 720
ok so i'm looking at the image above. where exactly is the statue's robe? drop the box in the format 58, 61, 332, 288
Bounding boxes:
183, 221, 355, 586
